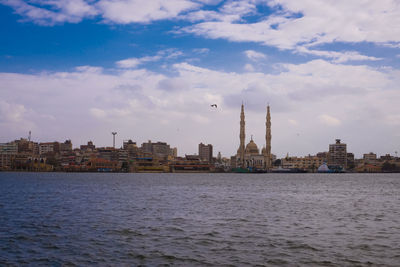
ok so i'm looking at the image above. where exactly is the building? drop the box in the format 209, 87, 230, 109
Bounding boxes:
80, 141, 96, 151
39, 142, 60, 155
355, 163, 382, 173
97, 147, 119, 162
363, 152, 377, 164
0, 142, 18, 170
171, 147, 178, 158
328, 139, 347, 169
317, 152, 329, 162
347, 153, 355, 169
198, 143, 213, 162
130, 157, 169, 173
60, 140, 72, 152
87, 158, 118, 172
380, 154, 393, 161
0, 142, 18, 154
281, 155, 324, 171
15, 138, 39, 154
141, 140, 175, 159
233, 103, 272, 171
123, 140, 140, 160
171, 155, 214, 172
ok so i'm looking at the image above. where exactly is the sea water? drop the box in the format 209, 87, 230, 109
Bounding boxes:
0, 172, 399, 266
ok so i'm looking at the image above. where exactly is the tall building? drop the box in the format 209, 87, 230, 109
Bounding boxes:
363, 152, 377, 164
328, 139, 347, 168
141, 140, 174, 159
198, 143, 213, 162
264, 105, 272, 170
39, 142, 60, 155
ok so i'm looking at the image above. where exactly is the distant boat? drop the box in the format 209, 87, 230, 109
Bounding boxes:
317, 163, 333, 173
271, 166, 307, 173
317, 163, 345, 173
232, 167, 250, 173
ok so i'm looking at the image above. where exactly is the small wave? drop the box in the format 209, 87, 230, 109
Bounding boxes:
108, 228, 145, 236
194, 239, 213, 246
343, 258, 365, 265
204, 231, 219, 237
349, 244, 371, 251
266, 258, 289, 265
15, 235, 32, 241
42, 244, 60, 250
286, 241, 320, 251
171, 217, 186, 223
127, 251, 146, 260
166, 226, 184, 232
303, 260, 336, 266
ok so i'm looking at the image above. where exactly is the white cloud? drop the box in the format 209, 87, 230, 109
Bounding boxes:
244, 63, 255, 72
318, 114, 341, 126
0, 0, 200, 25
0, 0, 98, 25
192, 48, 210, 54
1, 59, 400, 157
116, 49, 183, 68
0, 100, 36, 134
4, 0, 400, 55
181, 9, 221, 22
116, 58, 143, 68
162, 49, 184, 59
75, 66, 103, 73
244, 50, 266, 61
89, 108, 107, 119
97, 0, 199, 24
0, 100, 27, 123
181, 0, 400, 49
383, 42, 400, 48
296, 47, 381, 63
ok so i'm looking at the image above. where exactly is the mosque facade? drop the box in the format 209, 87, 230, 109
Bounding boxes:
231, 103, 272, 171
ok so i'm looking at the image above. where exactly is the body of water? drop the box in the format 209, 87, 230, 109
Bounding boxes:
0, 172, 399, 266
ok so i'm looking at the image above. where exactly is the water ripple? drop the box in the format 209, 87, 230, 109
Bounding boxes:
0, 172, 399, 266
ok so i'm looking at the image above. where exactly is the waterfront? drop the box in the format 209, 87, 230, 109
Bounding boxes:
0, 172, 399, 266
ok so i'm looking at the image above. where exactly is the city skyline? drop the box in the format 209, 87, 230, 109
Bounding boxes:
1, 1, 400, 158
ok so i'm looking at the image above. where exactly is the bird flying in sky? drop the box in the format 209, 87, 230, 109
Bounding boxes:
211, 104, 217, 108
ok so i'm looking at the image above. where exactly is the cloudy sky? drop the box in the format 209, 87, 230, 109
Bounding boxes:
1, 0, 400, 158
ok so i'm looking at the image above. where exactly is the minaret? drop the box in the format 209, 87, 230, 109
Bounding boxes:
265, 105, 272, 170
238, 103, 246, 167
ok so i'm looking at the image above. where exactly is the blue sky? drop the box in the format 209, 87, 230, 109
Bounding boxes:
1, 0, 400, 158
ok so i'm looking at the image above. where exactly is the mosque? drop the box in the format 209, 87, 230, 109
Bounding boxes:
231, 104, 272, 171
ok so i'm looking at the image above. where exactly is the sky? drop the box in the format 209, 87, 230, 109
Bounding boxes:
1, 0, 400, 158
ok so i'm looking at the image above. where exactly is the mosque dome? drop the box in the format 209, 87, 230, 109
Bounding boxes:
245, 138, 259, 155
